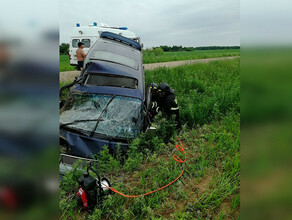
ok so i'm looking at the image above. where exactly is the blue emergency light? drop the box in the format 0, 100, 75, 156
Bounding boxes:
76, 23, 80, 27
119, 27, 128, 30
93, 22, 97, 26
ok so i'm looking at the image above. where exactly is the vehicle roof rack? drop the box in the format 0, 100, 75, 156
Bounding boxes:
100, 31, 141, 51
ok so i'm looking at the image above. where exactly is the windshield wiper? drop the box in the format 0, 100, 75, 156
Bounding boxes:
90, 95, 116, 137
60, 126, 90, 137
60, 118, 102, 127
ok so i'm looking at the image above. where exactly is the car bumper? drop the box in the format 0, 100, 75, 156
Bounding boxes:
60, 130, 130, 158
59, 153, 97, 176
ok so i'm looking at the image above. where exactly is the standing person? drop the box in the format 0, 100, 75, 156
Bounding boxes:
156, 83, 180, 127
76, 42, 86, 71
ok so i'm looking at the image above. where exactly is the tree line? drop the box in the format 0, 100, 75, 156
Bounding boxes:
158, 45, 240, 52
194, 46, 240, 50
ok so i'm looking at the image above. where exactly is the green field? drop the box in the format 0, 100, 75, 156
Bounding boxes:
59, 49, 239, 72
143, 49, 239, 64
60, 58, 240, 219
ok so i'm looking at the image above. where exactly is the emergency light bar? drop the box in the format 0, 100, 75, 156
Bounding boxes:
76, 22, 127, 30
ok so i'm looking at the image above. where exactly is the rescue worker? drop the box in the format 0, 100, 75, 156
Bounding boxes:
148, 82, 160, 121
149, 82, 159, 102
76, 42, 86, 71
156, 83, 180, 127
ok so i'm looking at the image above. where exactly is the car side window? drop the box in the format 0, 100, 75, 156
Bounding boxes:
72, 39, 80, 48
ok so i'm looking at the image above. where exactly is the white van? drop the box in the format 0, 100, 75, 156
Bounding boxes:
69, 22, 140, 66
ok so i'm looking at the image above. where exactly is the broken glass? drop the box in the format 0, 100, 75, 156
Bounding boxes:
60, 93, 142, 139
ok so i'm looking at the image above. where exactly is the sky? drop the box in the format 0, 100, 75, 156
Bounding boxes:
60, 0, 240, 48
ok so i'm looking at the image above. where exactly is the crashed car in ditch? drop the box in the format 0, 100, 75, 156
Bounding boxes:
59, 32, 152, 174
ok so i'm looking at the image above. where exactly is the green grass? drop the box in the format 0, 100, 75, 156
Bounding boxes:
145, 58, 240, 126
59, 49, 239, 72
60, 82, 71, 101
143, 49, 239, 64
60, 54, 76, 72
60, 58, 240, 219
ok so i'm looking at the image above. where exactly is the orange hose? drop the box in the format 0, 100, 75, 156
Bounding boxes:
102, 137, 186, 198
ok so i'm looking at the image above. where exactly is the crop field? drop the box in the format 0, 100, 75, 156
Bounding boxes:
143, 49, 239, 64
59, 49, 239, 72
60, 58, 240, 219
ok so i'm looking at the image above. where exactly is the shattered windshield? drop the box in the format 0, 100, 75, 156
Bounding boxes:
60, 93, 142, 139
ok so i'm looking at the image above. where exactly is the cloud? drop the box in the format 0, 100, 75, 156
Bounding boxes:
60, 0, 240, 47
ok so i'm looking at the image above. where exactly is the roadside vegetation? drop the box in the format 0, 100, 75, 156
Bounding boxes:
60, 58, 240, 219
60, 55, 76, 72
59, 49, 239, 72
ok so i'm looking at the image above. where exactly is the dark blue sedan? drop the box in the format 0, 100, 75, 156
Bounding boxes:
60, 32, 151, 172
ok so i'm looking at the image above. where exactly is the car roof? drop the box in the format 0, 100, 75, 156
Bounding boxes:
86, 39, 142, 65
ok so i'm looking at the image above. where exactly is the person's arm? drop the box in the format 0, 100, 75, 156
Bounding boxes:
166, 95, 178, 110
166, 95, 179, 121
82, 50, 86, 59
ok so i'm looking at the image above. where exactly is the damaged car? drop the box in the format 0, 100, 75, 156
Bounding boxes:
59, 32, 152, 174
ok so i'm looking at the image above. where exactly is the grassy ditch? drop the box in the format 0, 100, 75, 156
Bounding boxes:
60, 58, 240, 219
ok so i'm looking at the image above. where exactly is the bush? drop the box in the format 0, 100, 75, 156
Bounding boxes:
96, 146, 121, 174
153, 47, 164, 56
60, 43, 69, 55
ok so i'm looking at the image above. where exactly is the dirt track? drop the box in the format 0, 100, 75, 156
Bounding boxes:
59, 56, 239, 83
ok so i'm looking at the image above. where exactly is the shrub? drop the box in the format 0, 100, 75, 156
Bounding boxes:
153, 47, 164, 56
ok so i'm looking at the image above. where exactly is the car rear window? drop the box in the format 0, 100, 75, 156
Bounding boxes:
85, 74, 138, 89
